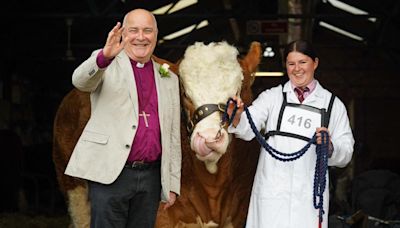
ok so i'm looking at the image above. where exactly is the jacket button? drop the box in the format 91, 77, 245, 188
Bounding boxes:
132, 125, 136, 129
125, 144, 130, 149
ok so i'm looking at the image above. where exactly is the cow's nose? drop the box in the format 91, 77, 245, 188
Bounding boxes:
198, 128, 223, 143
215, 128, 222, 141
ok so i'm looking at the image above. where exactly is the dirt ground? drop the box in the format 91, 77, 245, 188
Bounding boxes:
0, 213, 70, 228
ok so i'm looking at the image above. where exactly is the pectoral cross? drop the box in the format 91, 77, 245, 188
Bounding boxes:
139, 111, 150, 127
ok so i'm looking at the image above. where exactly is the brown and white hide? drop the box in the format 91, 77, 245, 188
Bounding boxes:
52, 89, 91, 228
155, 41, 262, 228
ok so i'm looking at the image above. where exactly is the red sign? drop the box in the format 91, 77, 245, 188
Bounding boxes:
247, 20, 288, 35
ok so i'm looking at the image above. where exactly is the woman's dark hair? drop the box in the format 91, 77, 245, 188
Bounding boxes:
283, 40, 318, 61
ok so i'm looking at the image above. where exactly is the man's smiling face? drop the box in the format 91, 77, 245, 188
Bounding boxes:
123, 9, 158, 63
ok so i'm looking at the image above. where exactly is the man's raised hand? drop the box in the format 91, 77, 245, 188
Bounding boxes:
103, 22, 127, 59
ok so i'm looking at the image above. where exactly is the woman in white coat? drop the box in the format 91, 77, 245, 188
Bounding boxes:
227, 40, 354, 228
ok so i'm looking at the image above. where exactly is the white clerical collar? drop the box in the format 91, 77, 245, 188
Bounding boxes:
136, 62, 145, 68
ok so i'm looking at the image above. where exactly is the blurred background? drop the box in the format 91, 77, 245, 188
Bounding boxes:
1, 0, 399, 227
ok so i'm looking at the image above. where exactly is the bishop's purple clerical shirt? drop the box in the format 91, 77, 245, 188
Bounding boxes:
96, 50, 162, 162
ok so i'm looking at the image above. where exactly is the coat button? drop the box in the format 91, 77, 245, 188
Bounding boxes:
132, 125, 136, 129
125, 144, 130, 149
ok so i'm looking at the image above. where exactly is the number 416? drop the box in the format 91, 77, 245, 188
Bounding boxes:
287, 115, 312, 128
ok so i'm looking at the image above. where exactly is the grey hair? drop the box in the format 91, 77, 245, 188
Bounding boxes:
122, 9, 158, 32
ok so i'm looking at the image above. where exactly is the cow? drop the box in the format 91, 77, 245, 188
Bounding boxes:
155, 41, 261, 227
52, 41, 261, 228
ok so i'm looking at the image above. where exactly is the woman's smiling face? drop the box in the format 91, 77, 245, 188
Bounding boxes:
286, 51, 319, 88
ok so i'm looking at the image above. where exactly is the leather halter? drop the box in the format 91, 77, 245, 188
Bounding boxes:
187, 103, 226, 136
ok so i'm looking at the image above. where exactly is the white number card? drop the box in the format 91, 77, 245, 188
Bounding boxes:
280, 106, 322, 138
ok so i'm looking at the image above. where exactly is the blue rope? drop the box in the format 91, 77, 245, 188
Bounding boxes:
314, 131, 329, 224
223, 98, 329, 224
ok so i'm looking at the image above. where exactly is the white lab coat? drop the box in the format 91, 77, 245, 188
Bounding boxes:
229, 81, 354, 228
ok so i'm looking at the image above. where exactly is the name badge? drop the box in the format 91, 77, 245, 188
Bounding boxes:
280, 105, 322, 139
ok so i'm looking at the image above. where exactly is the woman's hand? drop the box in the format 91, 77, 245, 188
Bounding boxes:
227, 95, 245, 127
316, 127, 334, 157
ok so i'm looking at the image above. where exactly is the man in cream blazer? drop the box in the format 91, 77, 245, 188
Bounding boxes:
65, 9, 181, 228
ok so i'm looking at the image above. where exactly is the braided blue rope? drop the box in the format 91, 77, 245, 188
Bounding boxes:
224, 98, 329, 224
224, 98, 316, 161
314, 131, 329, 224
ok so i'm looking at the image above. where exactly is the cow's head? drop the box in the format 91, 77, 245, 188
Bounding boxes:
179, 41, 261, 174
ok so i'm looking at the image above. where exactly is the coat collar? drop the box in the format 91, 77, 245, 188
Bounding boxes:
283, 80, 326, 104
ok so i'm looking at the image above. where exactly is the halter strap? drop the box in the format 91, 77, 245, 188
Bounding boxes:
186, 103, 226, 136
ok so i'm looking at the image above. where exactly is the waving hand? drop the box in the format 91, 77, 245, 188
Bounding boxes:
103, 22, 128, 59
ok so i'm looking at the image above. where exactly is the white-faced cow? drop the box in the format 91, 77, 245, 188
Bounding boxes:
52, 41, 261, 228
155, 41, 261, 227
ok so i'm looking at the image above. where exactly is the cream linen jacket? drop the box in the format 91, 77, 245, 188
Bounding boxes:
65, 49, 181, 201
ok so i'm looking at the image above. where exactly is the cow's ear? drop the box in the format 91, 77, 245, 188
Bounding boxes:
240, 41, 262, 79
239, 41, 262, 105
152, 55, 180, 75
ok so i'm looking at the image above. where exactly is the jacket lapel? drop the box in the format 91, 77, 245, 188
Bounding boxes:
303, 81, 324, 105
283, 82, 298, 103
153, 60, 165, 132
120, 51, 139, 117
119, 54, 166, 127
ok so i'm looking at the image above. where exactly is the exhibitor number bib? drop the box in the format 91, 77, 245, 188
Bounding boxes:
264, 90, 335, 142
280, 106, 322, 139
